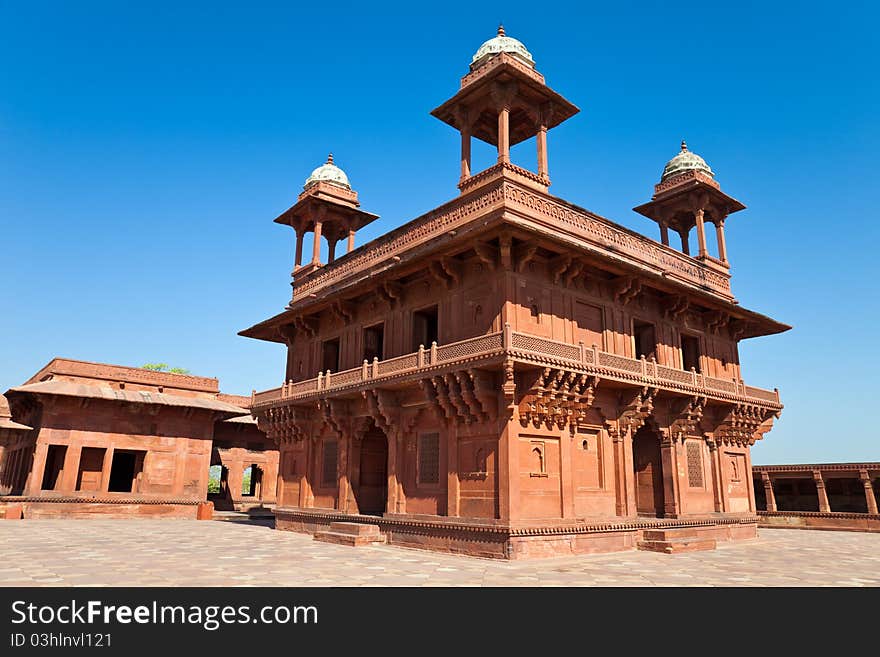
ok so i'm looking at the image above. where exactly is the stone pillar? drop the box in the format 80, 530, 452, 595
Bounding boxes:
25, 442, 49, 495
385, 429, 398, 514
679, 229, 690, 255
347, 228, 355, 254
294, 227, 305, 268
301, 439, 314, 508
460, 129, 471, 182
311, 220, 323, 265
337, 433, 350, 512
612, 424, 637, 517
100, 447, 115, 493
659, 431, 681, 518
659, 222, 669, 246
498, 404, 519, 521
707, 438, 724, 512
761, 472, 777, 512
60, 444, 81, 493
860, 469, 878, 514
327, 237, 338, 264
497, 106, 510, 164
715, 217, 728, 263
813, 470, 831, 513
560, 425, 574, 518
446, 423, 459, 517
695, 208, 708, 259
536, 123, 548, 179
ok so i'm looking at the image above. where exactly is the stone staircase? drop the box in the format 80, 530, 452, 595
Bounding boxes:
313, 522, 386, 547
637, 527, 717, 554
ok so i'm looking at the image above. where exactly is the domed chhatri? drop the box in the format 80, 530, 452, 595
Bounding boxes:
660, 140, 714, 183
471, 24, 535, 69
304, 153, 351, 190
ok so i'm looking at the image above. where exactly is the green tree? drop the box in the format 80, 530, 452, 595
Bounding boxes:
142, 363, 190, 374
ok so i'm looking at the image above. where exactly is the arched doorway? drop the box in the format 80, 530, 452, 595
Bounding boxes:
354, 427, 388, 516
632, 425, 665, 517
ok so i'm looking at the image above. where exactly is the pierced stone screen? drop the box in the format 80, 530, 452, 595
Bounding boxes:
322, 440, 338, 486
418, 433, 440, 485
687, 441, 704, 488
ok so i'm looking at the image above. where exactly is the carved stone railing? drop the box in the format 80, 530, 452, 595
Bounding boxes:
251, 325, 779, 411
289, 176, 733, 305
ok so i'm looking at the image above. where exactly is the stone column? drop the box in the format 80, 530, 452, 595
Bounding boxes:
446, 423, 459, 517
498, 402, 520, 521
679, 229, 690, 255
659, 431, 681, 518
460, 129, 471, 182
762, 472, 777, 511
695, 208, 709, 259
294, 227, 305, 269
497, 106, 510, 164
707, 438, 724, 512
60, 444, 81, 493
301, 439, 314, 508
24, 442, 49, 495
659, 222, 670, 246
336, 433, 350, 512
347, 228, 355, 254
813, 470, 831, 513
327, 237, 337, 264
715, 217, 728, 263
560, 425, 574, 518
311, 220, 323, 266
385, 429, 398, 514
860, 469, 878, 514
536, 123, 548, 179
100, 447, 115, 493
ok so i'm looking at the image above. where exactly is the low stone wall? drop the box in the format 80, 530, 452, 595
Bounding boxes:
0, 496, 204, 520
274, 507, 759, 559
759, 511, 880, 532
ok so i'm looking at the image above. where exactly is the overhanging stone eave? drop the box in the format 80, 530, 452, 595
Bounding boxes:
497, 210, 787, 337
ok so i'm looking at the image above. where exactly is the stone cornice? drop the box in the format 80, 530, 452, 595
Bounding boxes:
287, 175, 734, 307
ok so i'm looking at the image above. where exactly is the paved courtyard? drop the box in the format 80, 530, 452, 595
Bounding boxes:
0, 520, 878, 586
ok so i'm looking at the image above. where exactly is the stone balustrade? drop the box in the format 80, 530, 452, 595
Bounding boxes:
252, 324, 779, 410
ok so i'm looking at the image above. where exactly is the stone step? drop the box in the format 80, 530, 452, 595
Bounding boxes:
642, 528, 704, 541
313, 522, 385, 547
328, 521, 382, 537
637, 538, 717, 554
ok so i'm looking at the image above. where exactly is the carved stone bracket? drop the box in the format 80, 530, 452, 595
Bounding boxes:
619, 386, 658, 433
612, 275, 642, 305
473, 242, 499, 271
662, 294, 689, 321
670, 395, 707, 440
519, 367, 599, 431
714, 403, 775, 446
703, 310, 730, 335
257, 404, 314, 445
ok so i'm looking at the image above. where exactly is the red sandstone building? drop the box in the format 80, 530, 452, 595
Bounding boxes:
753, 462, 879, 532
242, 28, 790, 557
0, 358, 277, 518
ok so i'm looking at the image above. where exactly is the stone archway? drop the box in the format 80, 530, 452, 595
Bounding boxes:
353, 426, 388, 516
632, 425, 665, 517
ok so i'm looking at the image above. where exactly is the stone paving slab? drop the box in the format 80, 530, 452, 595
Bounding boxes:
0, 520, 878, 587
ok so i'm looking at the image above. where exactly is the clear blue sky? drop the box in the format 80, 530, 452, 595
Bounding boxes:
1, 2, 877, 464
